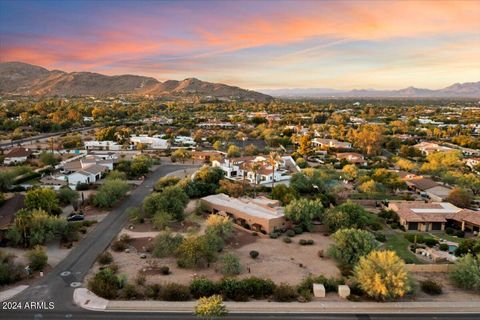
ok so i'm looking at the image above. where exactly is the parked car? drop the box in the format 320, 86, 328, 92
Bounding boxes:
67, 212, 85, 222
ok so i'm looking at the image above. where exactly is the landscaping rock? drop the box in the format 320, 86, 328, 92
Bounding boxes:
338, 285, 350, 298
313, 284, 325, 298
140, 253, 147, 259
124, 248, 130, 253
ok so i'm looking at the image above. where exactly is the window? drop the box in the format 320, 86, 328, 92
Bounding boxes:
408, 222, 418, 231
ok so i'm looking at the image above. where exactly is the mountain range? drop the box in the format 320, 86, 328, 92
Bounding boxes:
261, 82, 480, 98
0, 62, 272, 102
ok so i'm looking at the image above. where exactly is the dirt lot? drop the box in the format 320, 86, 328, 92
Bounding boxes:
412, 272, 480, 302
90, 227, 340, 287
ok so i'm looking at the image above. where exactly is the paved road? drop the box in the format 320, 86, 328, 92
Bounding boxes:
0, 127, 92, 149
5, 164, 197, 313
0, 310, 478, 320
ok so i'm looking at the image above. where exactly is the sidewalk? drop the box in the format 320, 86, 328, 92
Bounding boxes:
74, 288, 480, 314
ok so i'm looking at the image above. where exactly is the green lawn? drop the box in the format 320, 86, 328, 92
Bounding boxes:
428, 232, 461, 244
383, 233, 423, 264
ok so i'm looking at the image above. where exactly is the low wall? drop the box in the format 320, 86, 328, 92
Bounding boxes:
405, 264, 453, 273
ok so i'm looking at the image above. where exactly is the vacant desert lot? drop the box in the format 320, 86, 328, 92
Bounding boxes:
88, 228, 339, 286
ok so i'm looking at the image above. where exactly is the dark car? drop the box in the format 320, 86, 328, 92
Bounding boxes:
67, 213, 85, 222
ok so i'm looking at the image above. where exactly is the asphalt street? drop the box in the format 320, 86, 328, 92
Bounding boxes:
0, 310, 479, 320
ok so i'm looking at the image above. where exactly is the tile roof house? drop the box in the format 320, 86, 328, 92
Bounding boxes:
3, 148, 32, 165
388, 201, 480, 232
413, 142, 454, 155
403, 176, 452, 201
212, 155, 300, 186
335, 152, 367, 166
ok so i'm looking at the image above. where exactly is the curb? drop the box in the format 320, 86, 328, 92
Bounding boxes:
0, 285, 29, 302
74, 288, 480, 314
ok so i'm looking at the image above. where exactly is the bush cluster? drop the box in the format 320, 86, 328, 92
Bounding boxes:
299, 239, 314, 245
420, 280, 443, 295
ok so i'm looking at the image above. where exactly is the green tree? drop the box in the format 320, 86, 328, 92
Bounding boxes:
328, 228, 377, 270
25, 188, 60, 215
323, 202, 367, 232
39, 151, 58, 166
143, 186, 189, 220
172, 148, 192, 163
219, 253, 241, 276
195, 295, 228, 320
130, 155, 153, 177
446, 187, 473, 208
342, 164, 358, 181
93, 179, 129, 208
26, 245, 48, 271
227, 145, 241, 158
284, 198, 323, 231
205, 214, 233, 239
57, 187, 79, 206
450, 254, 480, 293
152, 231, 184, 258
354, 250, 410, 301
271, 184, 298, 205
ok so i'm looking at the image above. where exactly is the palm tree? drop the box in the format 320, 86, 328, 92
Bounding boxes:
268, 151, 282, 190
247, 162, 261, 198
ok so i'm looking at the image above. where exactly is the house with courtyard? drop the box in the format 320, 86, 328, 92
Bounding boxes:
212, 155, 300, 186
201, 193, 287, 234
388, 201, 480, 233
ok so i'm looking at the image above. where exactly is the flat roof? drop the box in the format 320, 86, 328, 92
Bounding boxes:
202, 193, 284, 220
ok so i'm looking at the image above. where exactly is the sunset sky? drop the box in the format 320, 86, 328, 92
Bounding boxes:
1, 0, 479, 90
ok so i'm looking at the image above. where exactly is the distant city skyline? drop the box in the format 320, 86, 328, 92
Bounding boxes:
0, 0, 479, 90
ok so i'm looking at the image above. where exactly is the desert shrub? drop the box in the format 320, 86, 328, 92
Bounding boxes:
269, 232, 279, 239
450, 254, 480, 293
354, 250, 410, 301
111, 240, 127, 252
286, 230, 295, 237
160, 283, 191, 301
0, 251, 24, 286
306, 239, 314, 245
160, 266, 170, 275
249, 250, 259, 259
273, 283, 298, 302
439, 243, 449, 251
93, 179, 129, 208
404, 233, 425, 243
97, 252, 113, 265
136, 271, 146, 285
420, 280, 443, 295
241, 277, 276, 299
425, 238, 439, 247
445, 227, 455, 235
299, 239, 307, 245
293, 226, 303, 234
26, 246, 48, 271
121, 283, 142, 300
283, 237, 292, 244
152, 231, 183, 258
190, 277, 219, 298
455, 230, 465, 238
219, 278, 249, 301
318, 250, 324, 258
374, 232, 386, 242
88, 268, 121, 299
219, 253, 241, 276
145, 284, 161, 299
